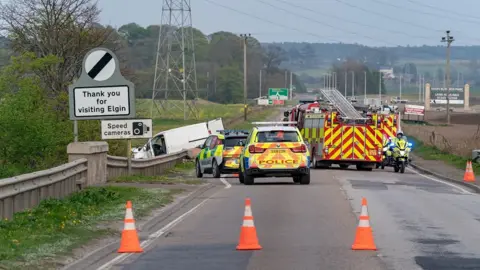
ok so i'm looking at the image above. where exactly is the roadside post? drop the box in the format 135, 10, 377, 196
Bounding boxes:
68, 47, 152, 175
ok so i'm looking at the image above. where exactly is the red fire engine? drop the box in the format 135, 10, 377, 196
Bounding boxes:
285, 103, 383, 171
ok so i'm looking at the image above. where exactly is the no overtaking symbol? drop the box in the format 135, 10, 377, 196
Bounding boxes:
85, 49, 116, 81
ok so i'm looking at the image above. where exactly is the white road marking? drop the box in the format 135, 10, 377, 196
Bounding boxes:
97, 190, 219, 270
407, 167, 474, 195
220, 177, 231, 189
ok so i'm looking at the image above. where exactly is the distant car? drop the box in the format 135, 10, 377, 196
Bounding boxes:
238, 122, 311, 185
195, 130, 249, 178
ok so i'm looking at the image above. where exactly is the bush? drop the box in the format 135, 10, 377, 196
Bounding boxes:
0, 54, 71, 178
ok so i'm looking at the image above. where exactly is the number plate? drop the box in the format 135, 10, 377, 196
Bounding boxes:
269, 149, 286, 153
369, 150, 377, 155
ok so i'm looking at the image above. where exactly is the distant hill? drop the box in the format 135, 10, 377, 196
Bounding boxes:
261, 42, 480, 70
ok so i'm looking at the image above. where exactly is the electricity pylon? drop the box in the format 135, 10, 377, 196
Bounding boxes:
151, 0, 199, 120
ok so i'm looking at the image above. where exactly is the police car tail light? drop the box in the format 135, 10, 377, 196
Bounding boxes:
291, 144, 307, 153
248, 145, 265, 153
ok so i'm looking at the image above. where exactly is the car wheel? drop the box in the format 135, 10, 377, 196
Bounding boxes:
244, 171, 254, 185
293, 176, 301, 183
212, 160, 221, 178
195, 159, 203, 178
239, 172, 244, 184
312, 154, 318, 169
299, 173, 310, 185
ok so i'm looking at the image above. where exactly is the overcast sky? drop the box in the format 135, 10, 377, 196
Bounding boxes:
98, 0, 480, 47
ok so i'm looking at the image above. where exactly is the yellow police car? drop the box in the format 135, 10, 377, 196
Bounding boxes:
195, 130, 249, 178
239, 122, 311, 185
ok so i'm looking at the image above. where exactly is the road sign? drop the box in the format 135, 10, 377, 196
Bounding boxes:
268, 88, 288, 100
101, 119, 153, 140
85, 50, 116, 81
430, 87, 464, 105
68, 47, 136, 120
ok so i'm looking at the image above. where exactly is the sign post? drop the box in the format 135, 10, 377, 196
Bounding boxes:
68, 47, 151, 175
268, 88, 289, 100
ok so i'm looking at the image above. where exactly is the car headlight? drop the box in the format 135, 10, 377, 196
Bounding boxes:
399, 151, 405, 155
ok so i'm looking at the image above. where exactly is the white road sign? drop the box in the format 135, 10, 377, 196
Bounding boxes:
73, 86, 130, 117
101, 119, 153, 140
85, 49, 116, 81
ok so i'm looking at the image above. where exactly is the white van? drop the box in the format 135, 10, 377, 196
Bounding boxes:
133, 118, 224, 159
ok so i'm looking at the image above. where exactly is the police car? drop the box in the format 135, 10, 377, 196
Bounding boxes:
239, 122, 310, 185
195, 130, 249, 178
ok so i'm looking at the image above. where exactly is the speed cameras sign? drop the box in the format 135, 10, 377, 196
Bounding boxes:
101, 119, 153, 140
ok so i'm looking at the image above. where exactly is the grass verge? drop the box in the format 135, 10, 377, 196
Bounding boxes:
409, 135, 480, 174
0, 186, 183, 269
110, 161, 201, 185
111, 175, 203, 185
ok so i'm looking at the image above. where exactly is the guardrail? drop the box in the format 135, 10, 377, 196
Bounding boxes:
0, 159, 88, 220
0, 149, 188, 220
107, 150, 188, 179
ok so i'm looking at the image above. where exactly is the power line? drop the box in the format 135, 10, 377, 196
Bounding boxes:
406, 0, 480, 21
333, 0, 442, 32
272, 0, 436, 40
258, 0, 399, 46
202, 0, 344, 43
202, 0, 479, 62
369, 0, 480, 24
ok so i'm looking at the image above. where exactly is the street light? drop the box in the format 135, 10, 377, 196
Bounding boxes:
240, 33, 251, 120
441, 30, 454, 124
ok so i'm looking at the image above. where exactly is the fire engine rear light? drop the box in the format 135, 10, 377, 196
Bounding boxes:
291, 144, 307, 153
248, 145, 265, 153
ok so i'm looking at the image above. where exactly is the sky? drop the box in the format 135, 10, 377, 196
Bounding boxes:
98, 0, 480, 47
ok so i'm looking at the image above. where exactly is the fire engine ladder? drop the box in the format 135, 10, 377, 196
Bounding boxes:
320, 89, 364, 119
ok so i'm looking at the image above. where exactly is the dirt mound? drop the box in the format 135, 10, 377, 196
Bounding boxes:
426, 111, 480, 125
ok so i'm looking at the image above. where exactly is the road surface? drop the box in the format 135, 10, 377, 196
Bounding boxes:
90, 164, 480, 270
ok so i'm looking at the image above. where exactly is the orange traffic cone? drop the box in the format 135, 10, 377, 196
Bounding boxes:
236, 198, 262, 250
118, 201, 143, 253
464, 161, 475, 182
352, 198, 377, 250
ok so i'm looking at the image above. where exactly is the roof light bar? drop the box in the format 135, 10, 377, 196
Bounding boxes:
252, 121, 298, 126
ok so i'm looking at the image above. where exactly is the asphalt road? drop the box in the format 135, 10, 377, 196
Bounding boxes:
101, 168, 387, 270
335, 166, 480, 270
92, 164, 480, 270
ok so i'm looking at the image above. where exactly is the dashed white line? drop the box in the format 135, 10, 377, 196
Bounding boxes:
220, 177, 231, 189
407, 167, 474, 195
96, 189, 219, 269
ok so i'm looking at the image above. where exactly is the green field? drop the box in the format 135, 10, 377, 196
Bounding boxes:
136, 99, 246, 121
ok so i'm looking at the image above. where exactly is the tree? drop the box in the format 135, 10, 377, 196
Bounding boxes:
0, 0, 119, 100
215, 65, 243, 103
332, 60, 386, 95
0, 53, 71, 178
263, 45, 287, 71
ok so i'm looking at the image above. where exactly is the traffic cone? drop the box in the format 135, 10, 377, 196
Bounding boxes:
352, 198, 377, 250
118, 201, 143, 253
236, 198, 262, 250
464, 161, 475, 182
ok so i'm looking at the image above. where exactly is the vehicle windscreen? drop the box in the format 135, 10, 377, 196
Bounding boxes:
225, 136, 247, 147
256, 131, 300, 143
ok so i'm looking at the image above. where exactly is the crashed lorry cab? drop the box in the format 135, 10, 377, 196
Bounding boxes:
290, 103, 388, 170
133, 118, 224, 159
239, 122, 311, 185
